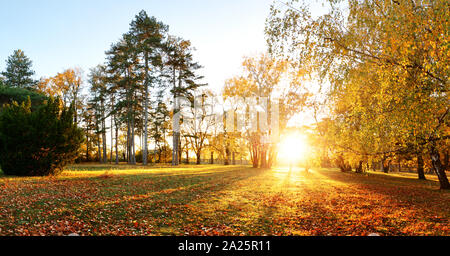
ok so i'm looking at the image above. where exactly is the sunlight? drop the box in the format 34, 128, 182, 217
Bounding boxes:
277, 133, 309, 164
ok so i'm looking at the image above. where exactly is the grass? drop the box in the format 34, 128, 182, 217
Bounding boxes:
0, 164, 448, 236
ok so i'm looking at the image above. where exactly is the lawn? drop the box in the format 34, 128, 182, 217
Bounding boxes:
0, 164, 448, 236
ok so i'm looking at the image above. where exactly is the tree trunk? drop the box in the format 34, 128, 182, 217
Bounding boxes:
417, 154, 426, 180
178, 137, 182, 165
224, 147, 230, 165
172, 133, 179, 165
232, 152, 236, 165
131, 117, 136, 165
109, 115, 113, 164
97, 135, 101, 164
171, 67, 179, 166
355, 161, 363, 173
185, 150, 189, 164
158, 148, 162, 163
260, 148, 267, 168
196, 151, 201, 165
252, 154, 259, 168
85, 128, 90, 161
102, 126, 107, 163
115, 127, 119, 165
443, 150, 449, 171
210, 151, 214, 164
251, 143, 259, 168
143, 55, 149, 165
101, 103, 107, 164
430, 144, 450, 189
381, 158, 389, 173
126, 119, 130, 163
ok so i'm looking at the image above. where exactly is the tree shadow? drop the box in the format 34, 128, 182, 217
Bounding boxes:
313, 169, 450, 218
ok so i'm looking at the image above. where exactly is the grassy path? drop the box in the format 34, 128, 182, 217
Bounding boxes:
0, 165, 448, 235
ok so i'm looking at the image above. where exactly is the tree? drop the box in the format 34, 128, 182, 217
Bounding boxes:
80, 105, 97, 162
208, 98, 240, 165
223, 54, 309, 168
182, 90, 215, 164
82, 10, 204, 166
266, 0, 449, 189
1, 49, 36, 88
164, 36, 205, 166
88, 65, 109, 163
128, 10, 168, 165
106, 34, 142, 165
0, 83, 46, 109
0, 97, 83, 176
150, 90, 170, 163
36, 68, 84, 124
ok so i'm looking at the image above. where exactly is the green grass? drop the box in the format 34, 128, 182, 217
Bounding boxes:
0, 164, 448, 236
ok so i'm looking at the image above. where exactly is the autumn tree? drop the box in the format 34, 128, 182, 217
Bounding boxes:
182, 90, 216, 164
266, 0, 449, 188
37, 68, 84, 124
223, 54, 309, 168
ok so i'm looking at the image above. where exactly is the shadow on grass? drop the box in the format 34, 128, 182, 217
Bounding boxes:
315, 168, 443, 190
65, 163, 246, 172
314, 168, 450, 218
2, 166, 266, 232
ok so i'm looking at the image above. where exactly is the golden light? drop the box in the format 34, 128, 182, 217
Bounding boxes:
277, 133, 309, 163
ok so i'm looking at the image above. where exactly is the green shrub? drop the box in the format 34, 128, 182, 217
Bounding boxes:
0, 97, 84, 176
0, 84, 46, 110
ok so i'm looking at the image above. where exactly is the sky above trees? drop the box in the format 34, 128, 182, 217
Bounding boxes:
0, 0, 273, 91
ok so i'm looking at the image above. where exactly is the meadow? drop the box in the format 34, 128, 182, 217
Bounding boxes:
0, 164, 448, 236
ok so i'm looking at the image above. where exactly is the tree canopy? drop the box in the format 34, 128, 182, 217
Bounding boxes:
1, 49, 36, 88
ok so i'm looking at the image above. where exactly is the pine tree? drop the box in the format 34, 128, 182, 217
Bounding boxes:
129, 10, 168, 165
88, 65, 109, 163
0, 97, 84, 176
164, 36, 205, 165
1, 49, 36, 88
106, 35, 142, 165
150, 89, 170, 163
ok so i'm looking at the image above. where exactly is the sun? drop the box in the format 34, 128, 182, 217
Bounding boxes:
278, 133, 309, 163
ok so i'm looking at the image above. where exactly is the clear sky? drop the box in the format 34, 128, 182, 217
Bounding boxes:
0, 0, 274, 91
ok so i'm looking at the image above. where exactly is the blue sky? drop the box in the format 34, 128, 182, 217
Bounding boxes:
0, 0, 274, 91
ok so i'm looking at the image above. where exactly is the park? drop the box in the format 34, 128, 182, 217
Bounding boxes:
0, 164, 448, 236
0, 0, 448, 237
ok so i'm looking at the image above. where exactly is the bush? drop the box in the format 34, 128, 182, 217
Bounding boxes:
0, 97, 84, 176
0, 84, 46, 110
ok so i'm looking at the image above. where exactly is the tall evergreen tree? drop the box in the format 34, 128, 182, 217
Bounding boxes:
164, 36, 205, 165
1, 49, 36, 88
88, 65, 109, 163
106, 35, 142, 165
129, 10, 168, 165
